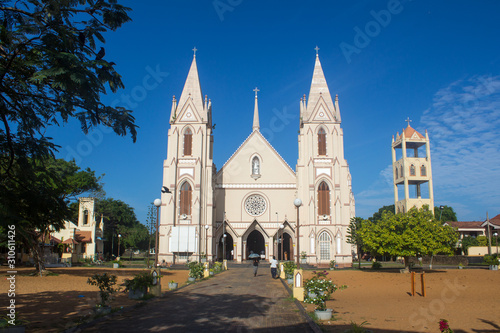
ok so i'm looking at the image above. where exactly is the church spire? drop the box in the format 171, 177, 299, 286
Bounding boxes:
305, 49, 336, 118
176, 50, 204, 115
252, 87, 260, 131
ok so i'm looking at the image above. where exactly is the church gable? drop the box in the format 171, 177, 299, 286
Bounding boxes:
216, 131, 295, 185
176, 100, 202, 123
309, 96, 335, 123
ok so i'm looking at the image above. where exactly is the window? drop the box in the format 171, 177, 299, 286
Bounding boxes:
180, 182, 192, 215
420, 165, 426, 176
318, 181, 330, 215
395, 167, 398, 179
319, 231, 331, 260
318, 128, 326, 156
83, 210, 89, 225
183, 128, 192, 156
400, 165, 403, 177
410, 164, 416, 176
252, 157, 260, 175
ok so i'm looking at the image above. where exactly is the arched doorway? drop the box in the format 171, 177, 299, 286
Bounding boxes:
274, 232, 294, 261
246, 230, 265, 260
217, 233, 234, 261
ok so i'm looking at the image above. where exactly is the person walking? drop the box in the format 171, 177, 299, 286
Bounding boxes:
252, 257, 259, 277
270, 256, 279, 279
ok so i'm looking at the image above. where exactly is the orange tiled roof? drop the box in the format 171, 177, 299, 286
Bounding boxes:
447, 221, 484, 229
75, 231, 92, 243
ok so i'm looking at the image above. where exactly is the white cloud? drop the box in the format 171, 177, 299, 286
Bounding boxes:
420, 75, 500, 220
356, 75, 500, 221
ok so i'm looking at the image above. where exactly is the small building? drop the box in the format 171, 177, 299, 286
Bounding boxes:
51, 197, 104, 263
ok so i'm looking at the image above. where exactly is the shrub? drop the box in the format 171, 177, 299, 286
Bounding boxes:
304, 271, 343, 311
87, 273, 117, 307
372, 261, 382, 269
483, 254, 499, 266
124, 272, 154, 291
282, 261, 297, 278
213, 261, 223, 273
187, 261, 204, 279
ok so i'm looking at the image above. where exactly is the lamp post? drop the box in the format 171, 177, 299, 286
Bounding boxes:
280, 224, 284, 261
205, 225, 209, 261
153, 198, 162, 267
223, 233, 227, 261
117, 234, 121, 258
439, 205, 444, 221
494, 232, 498, 255
294, 198, 302, 267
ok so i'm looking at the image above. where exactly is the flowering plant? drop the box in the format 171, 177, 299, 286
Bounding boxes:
304, 271, 338, 311
329, 260, 336, 269
439, 319, 453, 333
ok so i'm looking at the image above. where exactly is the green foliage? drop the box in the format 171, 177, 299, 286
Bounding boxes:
186, 261, 204, 279
344, 321, 370, 333
0, 157, 102, 273
476, 236, 488, 246
300, 251, 307, 259
347, 217, 367, 268
96, 198, 148, 253
368, 205, 395, 222
0, 0, 136, 184
304, 271, 341, 311
359, 207, 459, 267
87, 273, 117, 307
435, 205, 457, 222
460, 236, 479, 255
213, 261, 223, 273
282, 261, 297, 278
371, 261, 382, 269
483, 254, 499, 266
124, 272, 154, 291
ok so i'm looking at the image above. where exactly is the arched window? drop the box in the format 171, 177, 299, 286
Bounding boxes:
318, 181, 330, 216
319, 231, 331, 260
318, 128, 326, 156
420, 165, 426, 176
83, 209, 89, 225
410, 164, 416, 176
180, 182, 192, 215
252, 156, 260, 175
183, 128, 192, 156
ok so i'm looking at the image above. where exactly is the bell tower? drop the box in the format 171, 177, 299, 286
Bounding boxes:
159, 49, 215, 263
392, 119, 434, 214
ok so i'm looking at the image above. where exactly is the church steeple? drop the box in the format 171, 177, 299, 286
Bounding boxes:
176, 50, 204, 117
305, 49, 336, 121
252, 87, 260, 131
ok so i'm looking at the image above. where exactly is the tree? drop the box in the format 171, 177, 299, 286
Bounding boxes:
359, 207, 459, 268
434, 205, 457, 222
0, 157, 102, 273
95, 198, 148, 255
0, 0, 137, 182
369, 204, 395, 222
346, 217, 366, 269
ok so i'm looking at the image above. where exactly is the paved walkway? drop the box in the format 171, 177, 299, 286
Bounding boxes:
80, 263, 314, 332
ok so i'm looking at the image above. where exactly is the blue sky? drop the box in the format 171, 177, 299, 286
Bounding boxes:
48, 0, 500, 224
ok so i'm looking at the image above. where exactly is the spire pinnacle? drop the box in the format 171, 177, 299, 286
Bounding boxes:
305, 53, 336, 117
177, 55, 204, 115
253, 87, 260, 131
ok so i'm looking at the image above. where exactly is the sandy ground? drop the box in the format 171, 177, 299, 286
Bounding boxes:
0, 266, 189, 332
302, 269, 500, 332
1, 266, 499, 332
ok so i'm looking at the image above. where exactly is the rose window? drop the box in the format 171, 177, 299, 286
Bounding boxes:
245, 195, 266, 216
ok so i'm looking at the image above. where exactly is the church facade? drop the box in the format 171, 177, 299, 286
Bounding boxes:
158, 52, 355, 267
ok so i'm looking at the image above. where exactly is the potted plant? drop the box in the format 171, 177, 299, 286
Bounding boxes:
458, 263, 464, 270
282, 261, 297, 284
87, 273, 117, 314
329, 259, 336, 270
112, 259, 123, 269
124, 272, 154, 299
200, 252, 207, 263
187, 261, 203, 282
213, 261, 222, 273
168, 280, 178, 290
300, 251, 307, 264
304, 271, 340, 321
484, 254, 499, 270
209, 268, 214, 276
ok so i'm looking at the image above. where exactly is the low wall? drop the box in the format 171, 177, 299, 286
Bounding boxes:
468, 246, 499, 256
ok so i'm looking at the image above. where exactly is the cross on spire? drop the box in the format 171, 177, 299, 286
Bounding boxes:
253, 87, 259, 98
405, 117, 412, 127
314, 46, 320, 55
192, 46, 197, 56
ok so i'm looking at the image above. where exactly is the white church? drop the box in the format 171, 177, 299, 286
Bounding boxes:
158, 51, 355, 267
